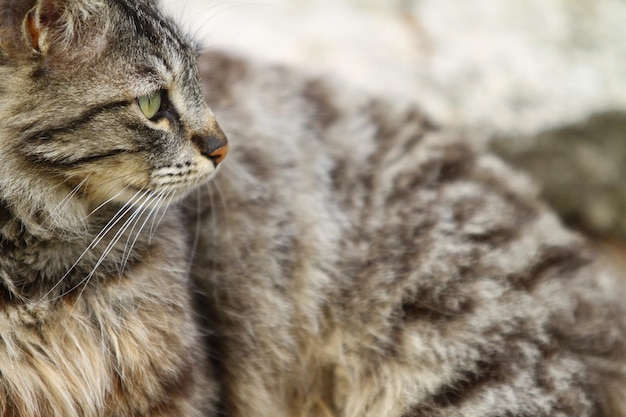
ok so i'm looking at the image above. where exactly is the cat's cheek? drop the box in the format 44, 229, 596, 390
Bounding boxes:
67, 155, 152, 204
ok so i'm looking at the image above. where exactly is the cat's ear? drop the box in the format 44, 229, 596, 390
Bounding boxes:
0, 0, 107, 62
26, 0, 107, 60
0, 2, 36, 55
24, 5, 44, 53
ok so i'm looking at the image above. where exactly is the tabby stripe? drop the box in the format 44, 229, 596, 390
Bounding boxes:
111, 0, 159, 49
0, 197, 12, 231
509, 245, 590, 291
111, 0, 183, 70
24, 100, 131, 143
34, 149, 131, 168
400, 356, 511, 416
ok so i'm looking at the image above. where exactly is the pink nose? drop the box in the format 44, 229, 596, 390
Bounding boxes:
208, 143, 229, 165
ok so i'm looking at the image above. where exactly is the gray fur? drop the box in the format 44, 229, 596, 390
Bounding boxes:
0, 0, 224, 415
0, 0, 625, 416
190, 51, 626, 417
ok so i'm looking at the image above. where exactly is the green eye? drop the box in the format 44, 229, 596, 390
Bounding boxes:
138, 90, 162, 119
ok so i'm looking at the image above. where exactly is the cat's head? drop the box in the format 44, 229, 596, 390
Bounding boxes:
0, 0, 227, 237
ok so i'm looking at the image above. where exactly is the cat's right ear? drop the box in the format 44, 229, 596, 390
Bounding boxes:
0, 2, 38, 57
0, 1, 53, 58
24, 6, 42, 53
0, 0, 106, 64
29, 0, 108, 63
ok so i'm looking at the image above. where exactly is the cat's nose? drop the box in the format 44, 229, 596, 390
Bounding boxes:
192, 123, 229, 165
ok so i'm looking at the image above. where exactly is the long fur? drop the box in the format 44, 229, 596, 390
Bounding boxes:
1, 0, 626, 416
0, 0, 222, 415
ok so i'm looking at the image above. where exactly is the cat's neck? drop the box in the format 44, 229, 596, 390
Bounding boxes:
0, 195, 84, 247
0, 199, 170, 303
0, 197, 12, 235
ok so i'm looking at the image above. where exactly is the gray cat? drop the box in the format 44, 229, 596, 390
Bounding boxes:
0, 0, 625, 416
0, 0, 224, 415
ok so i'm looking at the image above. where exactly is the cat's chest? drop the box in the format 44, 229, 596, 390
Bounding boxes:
0, 266, 197, 417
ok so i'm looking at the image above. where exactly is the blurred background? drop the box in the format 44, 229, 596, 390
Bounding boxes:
161, 0, 626, 248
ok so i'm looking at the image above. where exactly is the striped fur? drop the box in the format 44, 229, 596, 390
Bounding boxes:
189, 51, 626, 417
0, 0, 225, 416
1, 0, 626, 415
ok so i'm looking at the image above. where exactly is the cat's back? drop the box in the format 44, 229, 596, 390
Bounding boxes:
191, 50, 626, 417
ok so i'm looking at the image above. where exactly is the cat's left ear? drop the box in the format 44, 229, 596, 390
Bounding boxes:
23, 0, 107, 61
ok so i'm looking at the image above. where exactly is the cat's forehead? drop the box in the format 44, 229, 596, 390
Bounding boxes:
108, 0, 197, 67
105, 0, 199, 92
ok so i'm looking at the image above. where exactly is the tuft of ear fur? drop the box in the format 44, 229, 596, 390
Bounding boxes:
0, 1, 36, 55
0, 0, 108, 64
33, 0, 107, 55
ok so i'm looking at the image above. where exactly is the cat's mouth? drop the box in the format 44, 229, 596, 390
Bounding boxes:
145, 126, 229, 195
62, 125, 229, 211
68, 153, 223, 212
148, 157, 219, 193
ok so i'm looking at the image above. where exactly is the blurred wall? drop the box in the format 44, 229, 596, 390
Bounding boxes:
162, 0, 626, 238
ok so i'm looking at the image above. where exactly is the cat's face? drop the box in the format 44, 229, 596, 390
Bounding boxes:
0, 0, 227, 230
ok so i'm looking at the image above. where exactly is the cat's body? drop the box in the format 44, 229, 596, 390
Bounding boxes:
190, 51, 626, 417
1, 0, 626, 416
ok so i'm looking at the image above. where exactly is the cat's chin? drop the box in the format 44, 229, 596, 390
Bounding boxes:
148, 156, 219, 192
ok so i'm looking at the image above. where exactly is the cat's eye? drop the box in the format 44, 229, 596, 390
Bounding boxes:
138, 90, 162, 120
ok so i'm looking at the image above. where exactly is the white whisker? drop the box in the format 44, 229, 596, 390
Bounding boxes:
149, 189, 175, 243
185, 187, 203, 272
44, 176, 91, 228
87, 186, 130, 217
54, 176, 90, 212
91, 190, 150, 248
211, 177, 228, 215
70, 194, 153, 306
119, 190, 168, 275
37, 190, 148, 304
149, 189, 177, 242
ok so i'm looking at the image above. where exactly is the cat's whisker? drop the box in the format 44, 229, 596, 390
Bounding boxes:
118, 191, 160, 259
119, 189, 169, 275
48, 172, 80, 192
51, 176, 89, 212
148, 188, 175, 243
87, 186, 131, 217
36, 190, 148, 304
70, 193, 155, 306
1, 276, 29, 304
177, 1, 256, 29
186, 187, 203, 272
207, 183, 221, 278
210, 177, 228, 214
117, 194, 155, 277
44, 176, 91, 228
48, 171, 147, 224
148, 188, 177, 242
181, 0, 280, 49
91, 190, 151, 248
